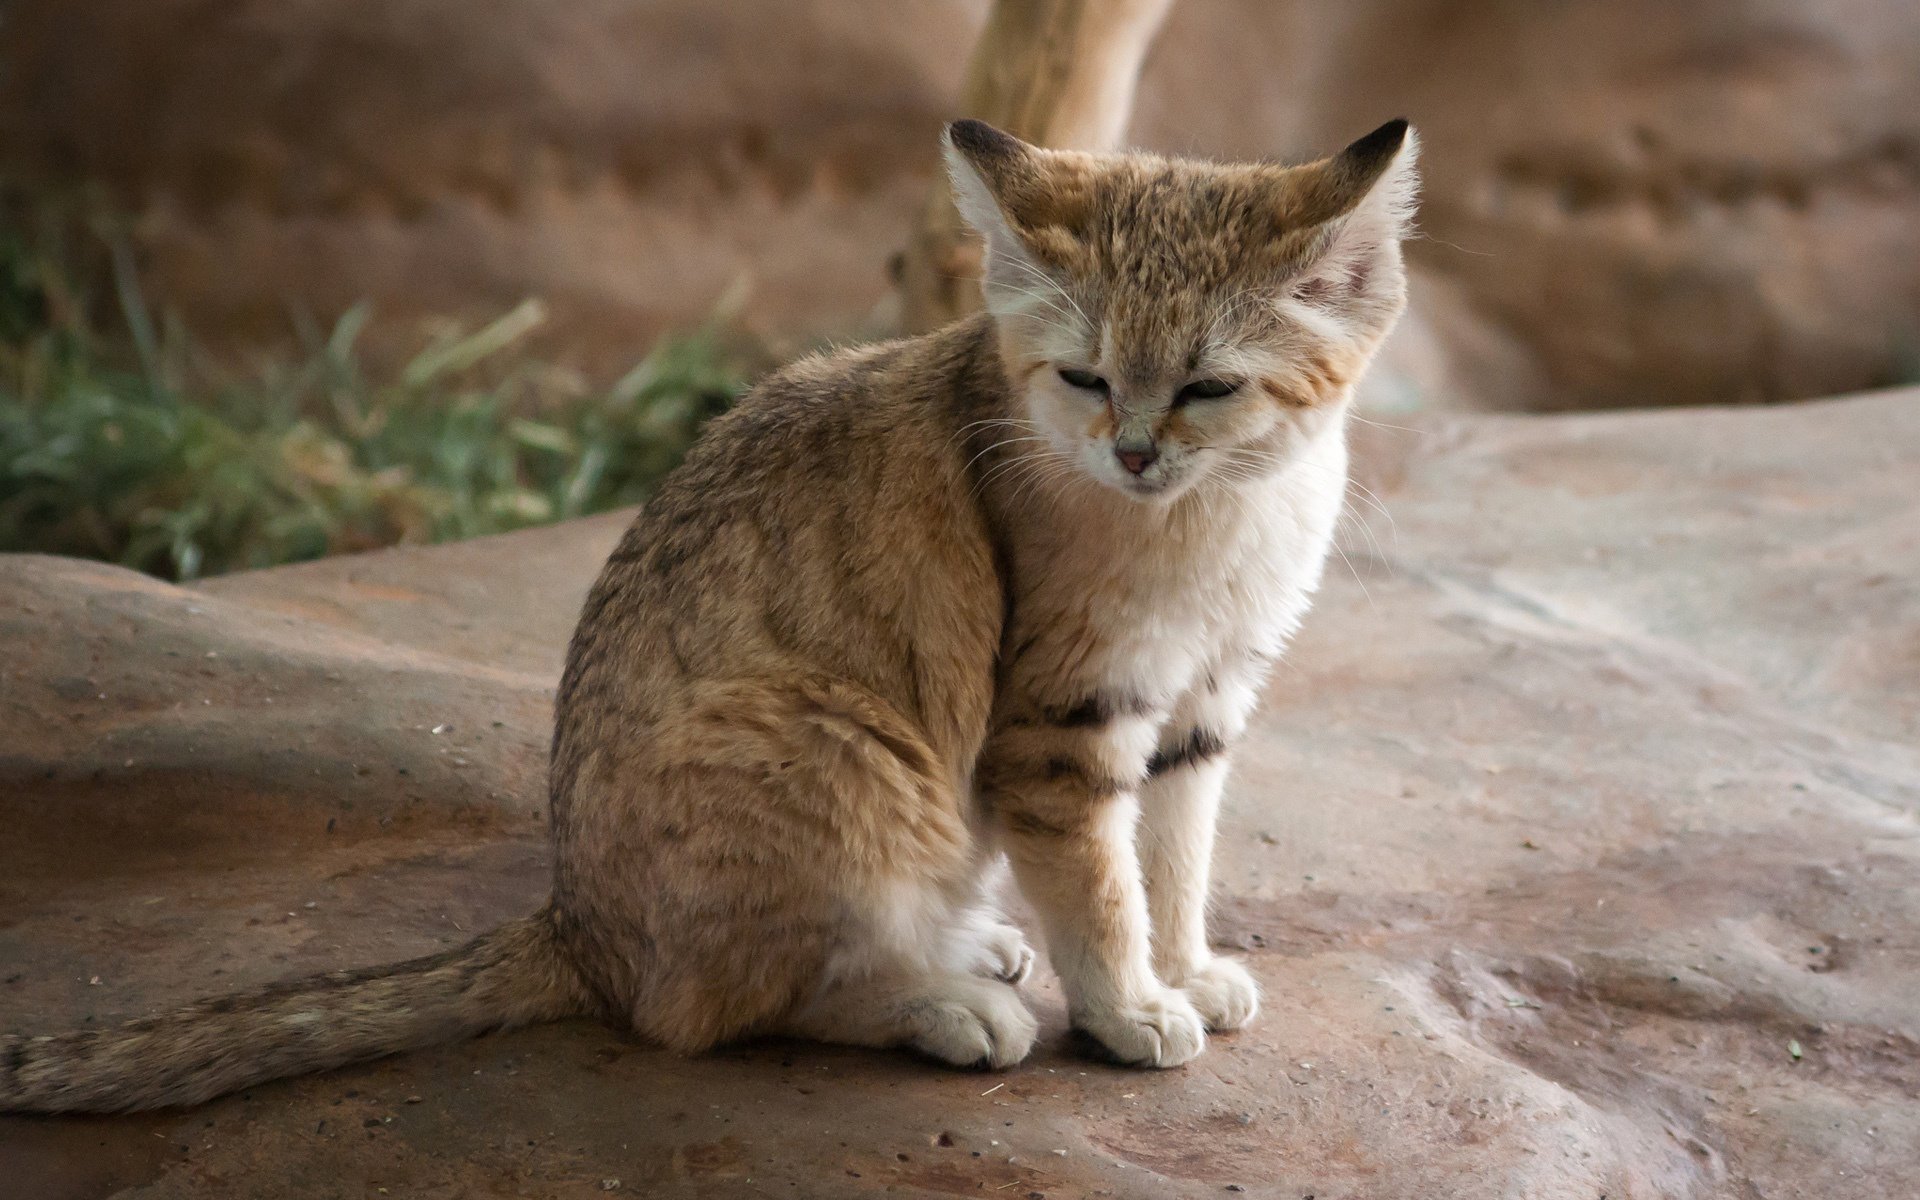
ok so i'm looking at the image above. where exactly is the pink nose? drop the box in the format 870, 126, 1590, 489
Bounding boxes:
1116, 446, 1158, 475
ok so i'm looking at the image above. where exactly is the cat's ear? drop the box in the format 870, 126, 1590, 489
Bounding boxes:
943, 120, 1089, 320
943, 119, 1038, 244
1281, 119, 1420, 331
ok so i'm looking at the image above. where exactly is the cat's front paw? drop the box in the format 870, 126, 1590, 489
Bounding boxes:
1174, 956, 1260, 1032
1072, 989, 1207, 1068
970, 922, 1035, 985
909, 978, 1038, 1070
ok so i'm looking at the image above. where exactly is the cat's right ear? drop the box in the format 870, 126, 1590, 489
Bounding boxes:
942, 120, 1097, 328
943, 121, 1096, 330
943, 119, 1034, 244
942, 120, 1051, 292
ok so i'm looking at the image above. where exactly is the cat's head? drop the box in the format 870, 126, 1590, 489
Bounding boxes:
944, 118, 1418, 503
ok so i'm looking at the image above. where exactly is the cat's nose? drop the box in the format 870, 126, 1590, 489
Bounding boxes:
1115, 442, 1159, 475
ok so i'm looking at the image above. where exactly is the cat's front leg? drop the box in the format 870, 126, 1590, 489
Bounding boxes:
1138, 672, 1262, 1032
981, 692, 1207, 1068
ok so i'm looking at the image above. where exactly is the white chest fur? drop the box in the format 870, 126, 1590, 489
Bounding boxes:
1012, 422, 1350, 707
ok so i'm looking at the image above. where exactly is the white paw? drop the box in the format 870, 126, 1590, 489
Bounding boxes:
970, 923, 1035, 985
1073, 988, 1207, 1068
909, 978, 1038, 1070
1175, 956, 1260, 1032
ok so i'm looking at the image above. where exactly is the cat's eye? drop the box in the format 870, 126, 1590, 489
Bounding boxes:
1175, 378, 1239, 405
1057, 368, 1109, 393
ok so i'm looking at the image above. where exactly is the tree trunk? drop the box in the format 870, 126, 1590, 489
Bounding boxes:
896, 0, 1175, 332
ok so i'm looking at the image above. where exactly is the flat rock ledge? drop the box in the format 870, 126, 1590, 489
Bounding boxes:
2, 391, 1916, 1199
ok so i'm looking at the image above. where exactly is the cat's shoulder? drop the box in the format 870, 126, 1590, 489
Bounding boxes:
697, 319, 999, 463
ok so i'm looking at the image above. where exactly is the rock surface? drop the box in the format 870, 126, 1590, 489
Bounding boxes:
2, 390, 1917, 1197
5, 0, 1917, 408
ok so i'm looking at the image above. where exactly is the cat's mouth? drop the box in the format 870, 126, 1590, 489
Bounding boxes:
1112, 472, 1183, 502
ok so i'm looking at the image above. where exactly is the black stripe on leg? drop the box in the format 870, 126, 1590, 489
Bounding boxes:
1044, 756, 1130, 797
1146, 728, 1228, 777
1002, 810, 1069, 840
1039, 692, 1153, 728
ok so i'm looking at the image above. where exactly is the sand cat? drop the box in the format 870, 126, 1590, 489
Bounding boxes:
2, 117, 1417, 1110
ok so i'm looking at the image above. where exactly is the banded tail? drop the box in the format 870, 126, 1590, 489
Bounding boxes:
1, 911, 589, 1113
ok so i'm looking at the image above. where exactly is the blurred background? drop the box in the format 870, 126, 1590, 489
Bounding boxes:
3, 0, 1917, 579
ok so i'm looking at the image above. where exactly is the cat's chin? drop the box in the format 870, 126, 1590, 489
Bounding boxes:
1101, 473, 1191, 505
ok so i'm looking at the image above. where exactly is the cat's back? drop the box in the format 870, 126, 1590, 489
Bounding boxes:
645, 315, 1001, 544
552, 316, 1011, 793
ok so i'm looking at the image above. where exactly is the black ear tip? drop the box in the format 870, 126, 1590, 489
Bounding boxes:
1345, 118, 1411, 162
946, 118, 1021, 159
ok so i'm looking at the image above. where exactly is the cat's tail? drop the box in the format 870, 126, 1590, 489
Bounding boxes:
0, 909, 592, 1113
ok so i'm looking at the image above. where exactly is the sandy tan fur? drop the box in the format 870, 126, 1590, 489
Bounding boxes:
2, 119, 1417, 1110
2, 915, 585, 1112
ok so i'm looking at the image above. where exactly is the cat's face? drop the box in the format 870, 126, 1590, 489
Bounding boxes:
1016, 285, 1362, 503
946, 120, 1418, 504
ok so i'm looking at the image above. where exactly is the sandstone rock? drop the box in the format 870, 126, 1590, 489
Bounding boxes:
3, 391, 1916, 1197
5, 1, 1916, 408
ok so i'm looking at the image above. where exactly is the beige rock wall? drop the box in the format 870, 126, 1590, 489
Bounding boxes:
5, 0, 1917, 409
0, 0, 982, 364
1199, 0, 1920, 411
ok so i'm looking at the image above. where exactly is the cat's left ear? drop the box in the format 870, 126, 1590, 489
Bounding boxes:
1281, 119, 1421, 332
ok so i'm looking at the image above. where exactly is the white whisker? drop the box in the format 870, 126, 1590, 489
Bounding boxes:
963, 434, 1051, 475
1348, 412, 1426, 436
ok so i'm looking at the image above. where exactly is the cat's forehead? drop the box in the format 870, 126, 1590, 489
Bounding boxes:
1092, 168, 1279, 281
1034, 162, 1311, 293
1053, 166, 1293, 374
1098, 289, 1231, 382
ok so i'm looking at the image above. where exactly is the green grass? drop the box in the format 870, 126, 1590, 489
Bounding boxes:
0, 195, 750, 580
